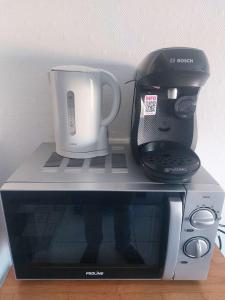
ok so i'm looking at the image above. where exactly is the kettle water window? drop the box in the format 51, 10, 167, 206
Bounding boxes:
67, 90, 76, 135
2, 191, 171, 279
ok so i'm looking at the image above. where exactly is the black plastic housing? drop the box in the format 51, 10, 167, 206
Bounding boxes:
136, 47, 209, 88
130, 47, 210, 183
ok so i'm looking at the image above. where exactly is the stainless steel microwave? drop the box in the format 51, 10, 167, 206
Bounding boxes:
1, 143, 224, 280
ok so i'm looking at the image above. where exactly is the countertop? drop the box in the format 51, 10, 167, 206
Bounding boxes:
0, 248, 225, 300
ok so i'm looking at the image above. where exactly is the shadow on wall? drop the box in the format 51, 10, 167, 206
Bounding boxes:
0, 49, 136, 182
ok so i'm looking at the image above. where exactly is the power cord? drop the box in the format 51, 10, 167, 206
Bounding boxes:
217, 234, 222, 250
217, 224, 225, 251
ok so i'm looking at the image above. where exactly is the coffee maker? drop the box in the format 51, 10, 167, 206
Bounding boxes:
131, 47, 209, 183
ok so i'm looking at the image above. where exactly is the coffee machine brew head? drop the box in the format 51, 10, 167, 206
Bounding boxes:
136, 47, 209, 88
137, 48, 209, 119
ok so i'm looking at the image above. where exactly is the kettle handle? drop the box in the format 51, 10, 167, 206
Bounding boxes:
100, 70, 121, 127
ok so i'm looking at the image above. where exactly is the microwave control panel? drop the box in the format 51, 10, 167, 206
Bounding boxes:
174, 189, 224, 280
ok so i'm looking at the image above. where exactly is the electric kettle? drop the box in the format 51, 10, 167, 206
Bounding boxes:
49, 66, 121, 158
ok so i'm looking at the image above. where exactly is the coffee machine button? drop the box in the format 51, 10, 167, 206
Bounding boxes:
178, 101, 196, 113
174, 96, 197, 118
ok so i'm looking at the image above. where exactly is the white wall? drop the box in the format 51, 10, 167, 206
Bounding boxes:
0, 0, 225, 270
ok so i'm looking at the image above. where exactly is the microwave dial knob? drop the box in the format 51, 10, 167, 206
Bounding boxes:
190, 208, 216, 229
184, 237, 210, 258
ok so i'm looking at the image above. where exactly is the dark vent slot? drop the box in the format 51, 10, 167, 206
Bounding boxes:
67, 159, 84, 168
44, 152, 63, 167
112, 153, 127, 169
90, 156, 106, 169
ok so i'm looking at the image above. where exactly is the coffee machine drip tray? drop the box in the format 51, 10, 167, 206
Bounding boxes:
140, 141, 201, 183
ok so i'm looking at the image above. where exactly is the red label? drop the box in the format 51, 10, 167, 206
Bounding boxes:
145, 95, 157, 101
144, 95, 157, 116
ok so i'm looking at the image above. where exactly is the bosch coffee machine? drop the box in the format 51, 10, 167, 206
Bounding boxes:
131, 47, 209, 183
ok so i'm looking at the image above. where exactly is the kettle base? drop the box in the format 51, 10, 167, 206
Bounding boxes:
55, 147, 109, 159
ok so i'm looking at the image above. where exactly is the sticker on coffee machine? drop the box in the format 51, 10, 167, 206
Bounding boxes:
144, 95, 157, 116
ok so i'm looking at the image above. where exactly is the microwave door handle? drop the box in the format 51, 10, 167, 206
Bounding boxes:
162, 197, 183, 279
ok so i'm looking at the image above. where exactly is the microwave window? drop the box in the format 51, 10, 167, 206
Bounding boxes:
2, 191, 169, 277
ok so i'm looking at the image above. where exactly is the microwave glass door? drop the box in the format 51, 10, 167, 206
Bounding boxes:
1, 191, 181, 279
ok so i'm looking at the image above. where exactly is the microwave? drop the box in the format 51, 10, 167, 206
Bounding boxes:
1, 143, 224, 280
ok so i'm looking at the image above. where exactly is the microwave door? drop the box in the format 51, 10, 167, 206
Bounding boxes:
2, 190, 182, 279
162, 197, 183, 279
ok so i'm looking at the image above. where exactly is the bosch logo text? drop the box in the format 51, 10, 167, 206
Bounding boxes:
169, 58, 194, 64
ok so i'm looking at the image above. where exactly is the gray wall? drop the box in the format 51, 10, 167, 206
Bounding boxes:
0, 0, 225, 281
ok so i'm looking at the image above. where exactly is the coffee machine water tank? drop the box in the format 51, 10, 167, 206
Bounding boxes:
130, 47, 209, 182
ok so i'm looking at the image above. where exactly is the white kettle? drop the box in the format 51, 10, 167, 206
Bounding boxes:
49, 65, 121, 158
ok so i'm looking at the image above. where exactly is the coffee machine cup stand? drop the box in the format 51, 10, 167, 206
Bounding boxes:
130, 47, 210, 183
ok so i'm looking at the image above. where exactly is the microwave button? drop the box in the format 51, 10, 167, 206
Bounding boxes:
184, 237, 210, 258
190, 208, 216, 229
